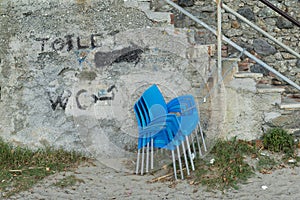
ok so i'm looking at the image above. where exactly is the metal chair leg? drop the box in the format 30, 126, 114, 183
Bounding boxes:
171, 150, 177, 180
191, 134, 197, 157
195, 128, 203, 158
198, 122, 207, 152
136, 148, 140, 174
181, 141, 190, 176
176, 145, 184, 179
146, 141, 150, 173
151, 138, 154, 170
141, 146, 145, 175
185, 135, 195, 171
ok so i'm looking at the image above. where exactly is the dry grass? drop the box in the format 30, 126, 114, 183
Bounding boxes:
0, 138, 89, 198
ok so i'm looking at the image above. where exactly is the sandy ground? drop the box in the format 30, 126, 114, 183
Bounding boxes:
7, 159, 300, 200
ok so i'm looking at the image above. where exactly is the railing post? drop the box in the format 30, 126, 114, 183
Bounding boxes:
217, 0, 222, 84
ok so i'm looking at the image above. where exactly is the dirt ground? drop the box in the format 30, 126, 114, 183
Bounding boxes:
7, 159, 300, 200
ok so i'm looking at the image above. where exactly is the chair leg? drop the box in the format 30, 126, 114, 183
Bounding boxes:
185, 135, 195, 171
146, 141, 150, 173
181, 141, 190, 176
191, 134, 197, 157
171, 150, 177, 180
151, 138, 154, 170
176, 145, 184, 179
141, 146, 145, 175
198, 122, 207, 152
195, 128, 203, 158
136, 148, 140, 174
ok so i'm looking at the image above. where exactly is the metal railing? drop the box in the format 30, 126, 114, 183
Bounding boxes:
258, 0, 300, 28
221, 4, 300, 59
163, 0, 300, 92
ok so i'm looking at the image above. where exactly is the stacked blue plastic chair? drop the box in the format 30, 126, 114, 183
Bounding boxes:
134, 88, 182, 179
134, 84, 207, 179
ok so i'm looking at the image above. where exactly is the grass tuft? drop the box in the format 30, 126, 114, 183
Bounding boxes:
0, 138, 88, 197
193, 131, 299, 191
194, 137, 255, 190
263, 128, 295, 157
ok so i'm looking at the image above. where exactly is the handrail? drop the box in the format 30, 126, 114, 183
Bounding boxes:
222, 3, 300, 59
217, 0, 222, 83
258, 0, 300, 28
163, 0, 300, 92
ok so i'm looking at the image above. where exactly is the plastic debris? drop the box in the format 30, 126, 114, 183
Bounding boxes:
288, 159, 296, 163
210, 158, 215, 164
191, 153, 195, 160
262, 185, 268, 190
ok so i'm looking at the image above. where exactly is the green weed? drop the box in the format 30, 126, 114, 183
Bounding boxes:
193, 128, 299, 191
0, 138, 89, 198
256, 155, 277, 171
194, 137, 255, 190
263, 128, 294, 154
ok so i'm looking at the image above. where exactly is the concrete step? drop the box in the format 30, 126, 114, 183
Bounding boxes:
280, 96, 300, 110
234, 72, 263, 79
256, 84, 285, 93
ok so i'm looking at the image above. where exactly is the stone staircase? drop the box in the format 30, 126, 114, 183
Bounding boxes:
124, 0, 300, 141
233, 66, 300, 111
222, 58, 300, 140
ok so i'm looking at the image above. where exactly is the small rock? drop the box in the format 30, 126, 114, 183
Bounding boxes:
271, 79, 283, 85
225, 29, 243, 37
231, 20, 240, 28
293, 130, 300, 137
177, 0, 194, 7
274, 52, 283, 60
253, 39, 277, 56
237, 7, 255, 21
281, 53, 296, 59
276, 17, 294, 29
250, 64, 269, 76
296, 59, 300, 68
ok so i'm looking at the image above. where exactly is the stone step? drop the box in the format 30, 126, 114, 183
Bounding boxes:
280, 97, 300, 110
234, 72, 263, 79
256, 84, 285, 93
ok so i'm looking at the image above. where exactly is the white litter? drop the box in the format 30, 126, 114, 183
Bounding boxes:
262, 185, 268, 190
191, 153, 195, 160
210, 158, 215, 164
288, 159, 296, 163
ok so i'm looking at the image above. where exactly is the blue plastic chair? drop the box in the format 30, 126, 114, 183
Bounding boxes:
134, 84, 206, 179
134, 103, 181, 178
167, 95, 207, 156
141, 85, 196, 175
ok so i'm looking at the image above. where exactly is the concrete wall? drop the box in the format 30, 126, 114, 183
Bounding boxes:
0, 0, 217, 162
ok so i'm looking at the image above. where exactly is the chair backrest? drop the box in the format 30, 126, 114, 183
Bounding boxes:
174, 96, 199, 135
141, 84, 168, 120
133, 102, 144, 129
